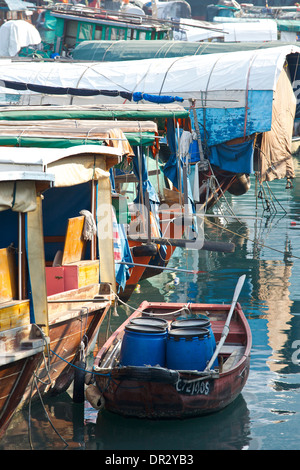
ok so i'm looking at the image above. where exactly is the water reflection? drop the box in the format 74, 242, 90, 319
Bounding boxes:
0, 391, 253, 451
91, 393, 252, 451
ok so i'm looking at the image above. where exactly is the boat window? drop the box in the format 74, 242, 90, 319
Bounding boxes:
78, 23, 93, 41
119, 28, 126, 40
94, 25, 103, 40
104, 26, 111, 40
139, 31, 147, 40
130, 29, 138, 40
110, 27, 118, 40
64, 20, 78, 49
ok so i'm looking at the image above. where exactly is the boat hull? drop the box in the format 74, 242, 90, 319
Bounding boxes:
96, 356, 250, 419
0, 324, 45, 437
21, 284, 112, 404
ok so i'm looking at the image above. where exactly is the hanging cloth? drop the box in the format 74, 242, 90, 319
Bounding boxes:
79, 209, 97, 241
162, 118, 195, 210
209, 139, 254, 174
112, 208, 133, 292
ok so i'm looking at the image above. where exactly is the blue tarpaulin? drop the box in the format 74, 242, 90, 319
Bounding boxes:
209, 139, 254, 174
132, 92, 184, 104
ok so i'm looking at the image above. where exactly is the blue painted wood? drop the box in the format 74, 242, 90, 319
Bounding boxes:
190, 90, 273, 147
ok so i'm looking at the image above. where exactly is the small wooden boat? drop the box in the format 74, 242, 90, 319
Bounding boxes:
86, 276, 251, 419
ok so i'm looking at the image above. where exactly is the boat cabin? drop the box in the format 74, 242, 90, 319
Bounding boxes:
0, 152, 54, 336
0, 0, 35, 26
46, 3, 172, 56
0, 156, 55, 437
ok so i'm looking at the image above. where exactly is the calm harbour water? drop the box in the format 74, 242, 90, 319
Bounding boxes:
2, 159, 300, 451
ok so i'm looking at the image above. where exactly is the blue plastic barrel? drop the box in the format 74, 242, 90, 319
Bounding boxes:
130, 317, 168, 330
166, 327, 212, 371
170, 318, 218, 368
171, 318, 216, 348
119, 324, 167, 367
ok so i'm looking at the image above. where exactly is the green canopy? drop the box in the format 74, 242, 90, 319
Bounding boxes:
71, 39, 299, 62
0, 104, 189, 122
276, 20, 300, 32
0, 133, 156, 148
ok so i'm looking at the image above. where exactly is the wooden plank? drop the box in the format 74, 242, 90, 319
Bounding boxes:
0, 300, 30, 331
163, 188, 183, 205
222, 346, 245, 372
97, 177, 116, 293
0, 247, 17, 302
77, 261, 99, 288
26, 196, 49, 333
62, 216, 86, 265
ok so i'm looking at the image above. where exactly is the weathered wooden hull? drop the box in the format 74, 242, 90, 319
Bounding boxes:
97, 356, 250, 419
198, 167, 249, 210
22, 284, 112, 404
0, 325, 45, 438
91, 301, 252, 419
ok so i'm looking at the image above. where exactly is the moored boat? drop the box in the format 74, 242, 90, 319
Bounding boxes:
0, 144, 122, 425
0, 44, 297, 205
0, 154, 54, 437
0, 104, 208, 294
86, 275, 251, 419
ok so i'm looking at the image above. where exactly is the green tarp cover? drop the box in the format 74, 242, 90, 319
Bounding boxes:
0, 106, 188, 121
276, 20, 300, 32
71, 40, 299, 62
0, 132, 156, 148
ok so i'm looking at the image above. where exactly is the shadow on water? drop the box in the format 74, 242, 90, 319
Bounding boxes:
92, 394, 252, 451
0, 391, 253, 451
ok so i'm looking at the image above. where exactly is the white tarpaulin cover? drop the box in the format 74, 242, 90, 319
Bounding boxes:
175, 18, 277, 42
0, 145, 122, 187
0, 45, 298, 106
0, 45, 299, 158
0, 20, 41, 57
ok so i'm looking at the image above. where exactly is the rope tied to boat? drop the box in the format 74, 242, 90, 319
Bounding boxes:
27, 325, 69, 450
115, 292, 194, 317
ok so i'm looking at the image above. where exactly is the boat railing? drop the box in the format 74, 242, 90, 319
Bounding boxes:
49, 3, 168, 28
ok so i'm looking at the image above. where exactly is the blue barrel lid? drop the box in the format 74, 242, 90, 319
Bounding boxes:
130, 317, 168, 329
171, 318, 211, 329
125, 324, 167, 334
168, 327, 210, 340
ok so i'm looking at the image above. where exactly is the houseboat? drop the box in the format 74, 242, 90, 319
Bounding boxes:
0, 142, 126, 436
0, 152, 53, 438
0, 44, 298, 205
28, 2, 172, 58
0, 103, 203, 291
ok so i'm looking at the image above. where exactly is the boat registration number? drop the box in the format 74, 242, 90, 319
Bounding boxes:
175, 378, 210, 396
